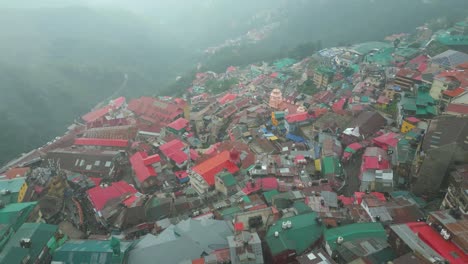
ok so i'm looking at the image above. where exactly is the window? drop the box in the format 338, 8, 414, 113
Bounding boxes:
74, 159, 80, 166
105, 161, 112, 168
79, 160, 85, 167
94, 160, 101, 166
85, 165, 92, 170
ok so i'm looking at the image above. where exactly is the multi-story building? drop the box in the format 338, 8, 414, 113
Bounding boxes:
441, 165, 468, 214
228, 228, 264, 264
313, 67, 335, 88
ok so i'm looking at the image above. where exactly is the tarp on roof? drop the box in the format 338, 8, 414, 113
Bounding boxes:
286, 133, 306, 143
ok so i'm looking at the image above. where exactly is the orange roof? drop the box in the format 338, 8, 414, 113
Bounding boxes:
4, 167, 30, 179
443, 87, 466, 97
192, 150, 239, 185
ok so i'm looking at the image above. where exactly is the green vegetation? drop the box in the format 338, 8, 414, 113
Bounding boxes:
205, 78, 239, 94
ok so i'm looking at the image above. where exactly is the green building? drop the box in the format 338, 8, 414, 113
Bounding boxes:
0, 177, 27, 205
324, 222, 386, 255
53, 238, 133, 264
0, 202, 37, 232
0, 223, 59, 264
265, 212, 323, 263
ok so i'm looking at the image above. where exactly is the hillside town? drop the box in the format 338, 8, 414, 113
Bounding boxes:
0, 19, 467, 264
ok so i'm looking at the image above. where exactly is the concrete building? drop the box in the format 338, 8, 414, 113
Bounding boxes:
228, 229, 264, 264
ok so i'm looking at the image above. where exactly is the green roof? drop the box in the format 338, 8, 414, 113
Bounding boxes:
322, 156, 342, 176
351, 41, 393, 55
266, 212, 323, 255
0, 223, 57, 263
0, 177, 25, 193
218, 172, 237, 187
437, 34, 468, 46
390, 191, 427, 208
394, 47, 420, 59
366, 47, 394, 65
263, 190, 280, 204
324, 222, 386, 252
0, 178, 25, 205
274, 58, 297, 70
0, 202, 37, 231
242, 195, 251, 204
220, 206, 241, 218
292, 201, 312, 215
361, 96, 369, 102
53, 239, 133, 264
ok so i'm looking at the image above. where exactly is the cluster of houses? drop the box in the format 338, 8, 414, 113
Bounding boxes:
0, 19, 467, 264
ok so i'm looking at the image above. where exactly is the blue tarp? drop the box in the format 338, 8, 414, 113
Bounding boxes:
286, 133, 306, 143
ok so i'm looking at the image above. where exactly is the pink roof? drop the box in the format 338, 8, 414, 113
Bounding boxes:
407, 222, 468, 264
377, 95, 390, 105
218, 93, 237, 105
74, 138, 129, 148
86, 181, 137, 211
227, 66, 236, 73
130, 152, 158, 184
446, 103, 468, 114
285, 112, 310, 123
82, 97, 126, 123
192, 150, 239, 186
242, 177, 278, 195
347, 143, 363, 151
405, 117, 420, 123
295, 155, 306, 164
167, 118, 189, 131
373, 132, 399, 148
270, 72, 278, 78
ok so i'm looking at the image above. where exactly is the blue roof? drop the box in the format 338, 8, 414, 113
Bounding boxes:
286, 133, 306, 143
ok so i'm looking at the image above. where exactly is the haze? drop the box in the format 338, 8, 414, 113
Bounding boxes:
0, 0, 466, 165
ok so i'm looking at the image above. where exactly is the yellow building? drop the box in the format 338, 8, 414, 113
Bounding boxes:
17, 182, 28, 203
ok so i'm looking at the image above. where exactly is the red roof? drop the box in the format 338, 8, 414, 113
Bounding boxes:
377, 95, 390, 105
437, 70, 468, 88
234, 222, 244, 231
396, 68, 420, 79
129, 152, 158, 184
446, 103, 468, 114
143, 154, 161, 166
218, 93, 237, 105
332, 97, 348, 113
443, 87, 466, 97
407, 222, 468, 264
74, 138, 129, 148
227, 66, 236, 73
82, 97, 126, 123
285, 112, 310, 123
354, 192, 386, 205
175, 170, 189, 179
86, 181, 137, 211
167, 118, 189, 131
192, 150, 239, 186
338, 195, 355, 205
242, 177, 278, 194
270, 72, 278, 78
128, 96, 183, 123
373, 132, 399, 149
160, 139, 194, 165
3, 167, 30, 179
